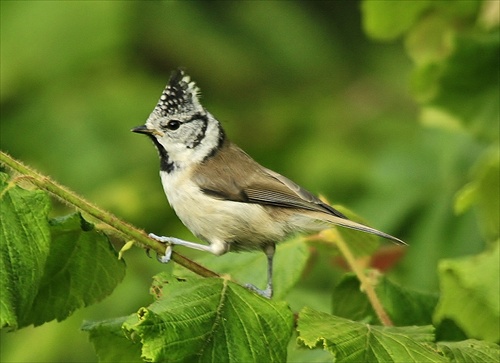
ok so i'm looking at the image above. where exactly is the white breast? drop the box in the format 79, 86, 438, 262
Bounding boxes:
159, 169, 288, 251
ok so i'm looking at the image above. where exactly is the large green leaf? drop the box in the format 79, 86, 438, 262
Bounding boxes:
0, 172, 126, 329
23, 213, 126, 327
434, 243, 500, 342
0, 173, 51, 329
297, 307, 446, 363
123, 277, 294, 362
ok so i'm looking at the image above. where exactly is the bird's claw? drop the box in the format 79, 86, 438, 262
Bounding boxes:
148, 233, 174, 264
244, 283, 272, 299
158, 244, 173, 263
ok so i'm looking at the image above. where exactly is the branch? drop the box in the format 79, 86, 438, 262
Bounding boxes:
0, 151, 218, 279
319, 229, 394, 326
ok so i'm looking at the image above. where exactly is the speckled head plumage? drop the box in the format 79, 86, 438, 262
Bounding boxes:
153, 69, 203, 118
134, 69, 225, 173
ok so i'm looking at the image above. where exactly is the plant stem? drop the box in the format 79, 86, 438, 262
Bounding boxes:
0, 151, 218, 278
324, 229, 393, 326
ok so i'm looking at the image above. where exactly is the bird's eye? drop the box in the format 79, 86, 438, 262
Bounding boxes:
165, 120, 181, 130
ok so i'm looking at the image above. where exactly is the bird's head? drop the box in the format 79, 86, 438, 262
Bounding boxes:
132, 69, 224, 172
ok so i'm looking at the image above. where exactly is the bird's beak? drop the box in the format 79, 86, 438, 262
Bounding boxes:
131, 125, 164, 137
131, 125, 152, 134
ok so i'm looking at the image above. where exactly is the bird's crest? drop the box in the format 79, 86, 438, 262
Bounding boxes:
153, 69, 203, 117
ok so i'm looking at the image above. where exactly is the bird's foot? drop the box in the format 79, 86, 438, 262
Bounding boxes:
148, 233, 173, 263
244, 283, 272, 299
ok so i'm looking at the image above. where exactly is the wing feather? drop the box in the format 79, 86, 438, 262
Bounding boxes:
192, 140, 406, 245
194, 141, 346, 218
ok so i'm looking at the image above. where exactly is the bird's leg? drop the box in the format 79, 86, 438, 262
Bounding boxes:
148, 233, 225, 263
150, 233, 276, 299
245, 243, 276, 299
263, 243, 276, 298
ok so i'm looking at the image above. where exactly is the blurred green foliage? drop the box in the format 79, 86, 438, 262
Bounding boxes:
1, 1, 498, 361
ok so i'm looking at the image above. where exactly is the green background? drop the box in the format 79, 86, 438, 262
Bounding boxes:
1, 1, 494, 361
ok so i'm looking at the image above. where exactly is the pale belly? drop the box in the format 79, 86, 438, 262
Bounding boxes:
160, 171, 289, 251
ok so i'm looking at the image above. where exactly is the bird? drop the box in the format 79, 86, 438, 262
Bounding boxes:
132, 69, 406, 298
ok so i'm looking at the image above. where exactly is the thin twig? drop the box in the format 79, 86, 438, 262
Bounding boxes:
320, 229, 394, 326
0, 151, 218, 278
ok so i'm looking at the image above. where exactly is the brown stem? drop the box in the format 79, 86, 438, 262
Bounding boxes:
322, 229, 393, 326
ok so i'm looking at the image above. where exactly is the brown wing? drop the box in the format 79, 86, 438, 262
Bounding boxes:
193, 140, 406, 245
192, 140, 347, 219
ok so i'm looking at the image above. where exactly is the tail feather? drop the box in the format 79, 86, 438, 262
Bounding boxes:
308, 212, 407, 245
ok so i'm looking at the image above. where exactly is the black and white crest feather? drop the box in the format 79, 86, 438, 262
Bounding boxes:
154, 69, 203, 117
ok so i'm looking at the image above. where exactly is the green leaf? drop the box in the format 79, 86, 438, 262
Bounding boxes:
82, 316, 143, 363
179, 236, 310, 299
455, 148, 500, 241
22, 213, 126, 327
472, 149, 500, 241
454, 182, 478, 215
332, 273, 438, 326
331, 273, 374, 324
433, 33, 499, 140
365, 0, 497, 142
434, 243, 500, 342
404, 13, 455, 66
436, 339, 500, 363
123, 277, 294, 362
0, 173, 51, 329
361, 0, 432, 40
297, 307, 446, 363
414, 32, 500, 141
455, 147, 500, 241
0, 172, 126, 329
404, 0, 482, 66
